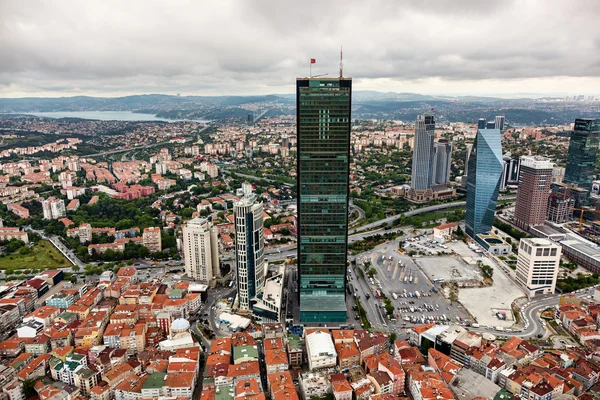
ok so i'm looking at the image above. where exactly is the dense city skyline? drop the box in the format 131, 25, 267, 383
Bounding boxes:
2, 0, 600, 97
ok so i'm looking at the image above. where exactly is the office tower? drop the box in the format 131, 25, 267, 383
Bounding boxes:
564, 118, 600, 192
432, 139, 452, 185
296, 77, 351, 323
41, 197, 66, 220
500, 156, 521, 191
486, 121, 496, 129
477, 119, 487, 130
411, 114, 436, 190
233, 194, 265, 312
494, 116, 505, 131
182, 218, 220, 284
547, 192, 574, 224
515, 238, 561, 297
514, 156, 553, 230
465, 128, 503, 238
464, 144, 473, 176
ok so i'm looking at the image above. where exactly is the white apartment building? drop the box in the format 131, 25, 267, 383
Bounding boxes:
182, 218, 220, 285
41, 197, 66, 219
515, 238, 561, 297
234, 194, 265, 311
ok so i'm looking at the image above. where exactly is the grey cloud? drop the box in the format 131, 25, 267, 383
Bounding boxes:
0, 0, 599, 96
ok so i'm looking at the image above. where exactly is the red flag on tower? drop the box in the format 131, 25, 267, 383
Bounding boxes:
310, 58, 316, 64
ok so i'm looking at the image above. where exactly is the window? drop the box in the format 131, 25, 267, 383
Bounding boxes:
536, 248, 543, 256
550, 248, 557, 256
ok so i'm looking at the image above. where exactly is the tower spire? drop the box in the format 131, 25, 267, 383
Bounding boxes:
339, 46, 343, 78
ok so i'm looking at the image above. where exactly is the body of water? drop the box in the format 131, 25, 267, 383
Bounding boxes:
15, 111, 208, 123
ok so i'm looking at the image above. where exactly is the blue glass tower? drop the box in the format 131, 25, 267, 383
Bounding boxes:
465, 128, 503, 238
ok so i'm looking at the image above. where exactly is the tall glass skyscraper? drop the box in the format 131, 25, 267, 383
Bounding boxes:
411, 114, 436, 190
234, 194, 265, 312
465, 128, 503, 238
432, 139, 452, 185
564, 118, 600, 193
296, 77, 351, 323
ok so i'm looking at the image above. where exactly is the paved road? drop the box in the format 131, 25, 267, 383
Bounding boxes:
469, 287, 596, 339
82, 126, 208, 157
349, 201, 466, 234
221, 169, 294, 188
29, 228, 84, 269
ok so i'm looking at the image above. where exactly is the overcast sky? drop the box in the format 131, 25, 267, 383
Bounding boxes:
1, 0, 599, 98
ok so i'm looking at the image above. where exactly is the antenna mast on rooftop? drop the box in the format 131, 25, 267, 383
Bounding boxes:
339, 46, 344, 78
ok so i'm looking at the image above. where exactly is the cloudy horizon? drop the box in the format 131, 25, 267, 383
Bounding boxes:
1, 0, 600, 98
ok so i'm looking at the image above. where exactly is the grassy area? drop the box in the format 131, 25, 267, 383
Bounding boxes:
0, 240, 71, 270
355, 298, 372, 330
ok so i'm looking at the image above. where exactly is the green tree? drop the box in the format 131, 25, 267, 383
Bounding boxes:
389, 332, 397, 344
23, 379, 35, 397
367, 268, 377, 277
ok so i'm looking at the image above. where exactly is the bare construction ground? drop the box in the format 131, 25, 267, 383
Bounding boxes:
415, 256, 482, 283
458, 257, 525, 328
414, 241, 525, 328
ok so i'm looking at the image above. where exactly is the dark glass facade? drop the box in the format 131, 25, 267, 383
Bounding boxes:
296, 78, 351, 323
465, 128, 503, 238
564, 118, 600, 194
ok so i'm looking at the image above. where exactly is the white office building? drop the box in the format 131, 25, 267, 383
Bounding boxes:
182, 218, 220, 285
515, 238, 561, 297
234, 194, 265, 311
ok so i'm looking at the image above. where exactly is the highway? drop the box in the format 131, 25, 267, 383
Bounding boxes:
349, 201, 466, 234
82, 126, 208, 157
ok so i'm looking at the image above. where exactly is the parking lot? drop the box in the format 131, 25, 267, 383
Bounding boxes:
404, 237, 526, 329
358, 238, 473, 330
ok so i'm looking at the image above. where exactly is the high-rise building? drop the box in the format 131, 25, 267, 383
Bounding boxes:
500, 156, 521, 191
411, 114, 436, 191
465, 128, 503, 238
464, 143, 473, 177
432, 139, 452, 185
296, 77, 351, 323
486, 121, 496, 129
564, 118, 600, 192
182, 218, 220, 284
552, 182, 589, 209
547, 192, 574, 224
142, 227, 162, 253
514, 156, 553, 231
515, 238, 561, 297
477, 119, 487, 130
494, 116, 505, 131
41, 197, 66, 220
233, 194, 265, 312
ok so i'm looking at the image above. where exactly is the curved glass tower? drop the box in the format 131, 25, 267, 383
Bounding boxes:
465, 128, 503, 238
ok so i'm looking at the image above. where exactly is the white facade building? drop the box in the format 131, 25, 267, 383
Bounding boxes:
42, 197, 66, 219
515, 238, 561, 297
234, 194, 265, 311
182, 218, 220, 284
306, 330, 337, 371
